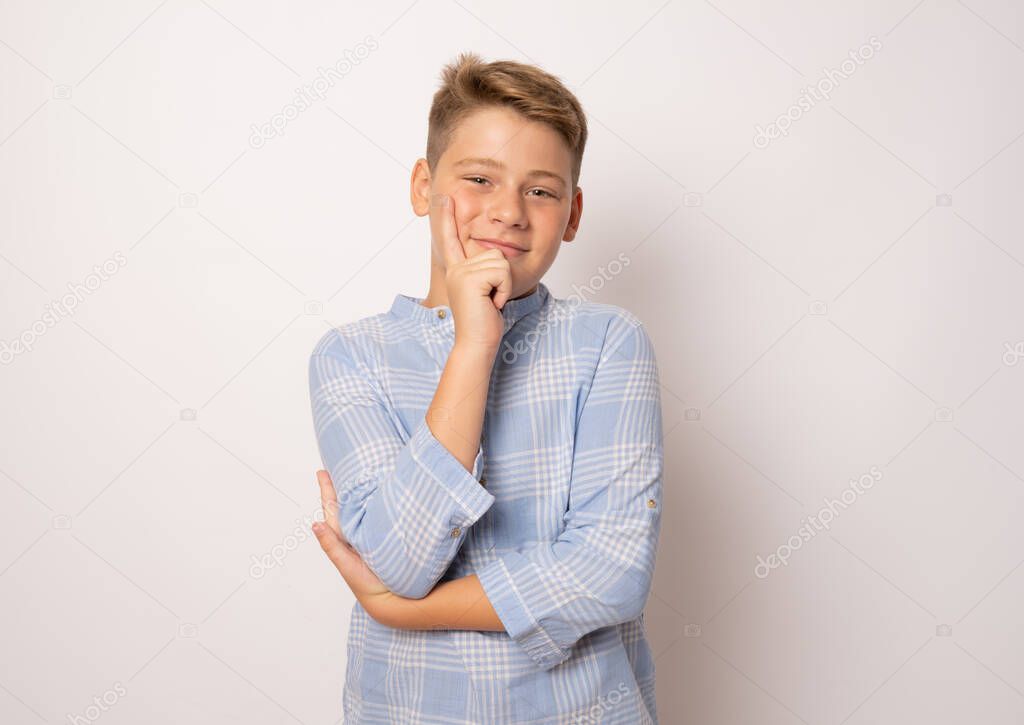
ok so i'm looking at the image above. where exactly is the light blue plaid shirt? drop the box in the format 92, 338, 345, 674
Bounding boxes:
308, 281, 663, 724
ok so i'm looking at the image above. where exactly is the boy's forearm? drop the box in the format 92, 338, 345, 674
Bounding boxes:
427, 342, 497, 472
386, 574, 505, 631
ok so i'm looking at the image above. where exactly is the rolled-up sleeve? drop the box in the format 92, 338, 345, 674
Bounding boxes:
476, 318, 664, 670
309, 330, 495, 599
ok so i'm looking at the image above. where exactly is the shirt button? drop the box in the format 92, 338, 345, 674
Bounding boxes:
647, 498, 657, 508
479, 475, 487, 486
450, 526, 461, 537
437, 309, 447, 319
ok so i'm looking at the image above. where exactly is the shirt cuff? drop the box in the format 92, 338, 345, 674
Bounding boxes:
476, 552, 572, 671
408, 416, 494, 524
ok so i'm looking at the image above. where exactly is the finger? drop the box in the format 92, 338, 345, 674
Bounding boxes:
459, 258, 510, 272
490, 267, 513, 309
462, 248, 506, 264
312, 520, 355, 579
461, 258, 512, 308
431, 193, 466, 267
455, 256, 513, 309
316, 470, 344, 540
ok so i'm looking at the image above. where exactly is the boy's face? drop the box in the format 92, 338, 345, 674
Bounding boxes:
411, 105, 583, 296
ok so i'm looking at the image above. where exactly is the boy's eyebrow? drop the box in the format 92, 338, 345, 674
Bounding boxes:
453, 157, 567, 189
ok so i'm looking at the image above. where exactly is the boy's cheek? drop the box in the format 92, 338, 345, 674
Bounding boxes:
427, 187, 481, 254
449, 195, 479, 240
448, 184, 484, 212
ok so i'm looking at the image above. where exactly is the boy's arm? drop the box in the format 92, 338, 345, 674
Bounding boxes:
309, 330, 497, 599
393, 318, 664, 671
380, 573, 505, 632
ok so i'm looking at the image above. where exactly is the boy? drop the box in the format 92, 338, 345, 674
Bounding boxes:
309, 52, 663, 724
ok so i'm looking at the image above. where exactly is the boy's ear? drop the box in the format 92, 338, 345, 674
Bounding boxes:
562, 186, 583, 242
410, 158, 432, 217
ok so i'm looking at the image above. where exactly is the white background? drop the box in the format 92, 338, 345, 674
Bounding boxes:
1, 1, 1023, 723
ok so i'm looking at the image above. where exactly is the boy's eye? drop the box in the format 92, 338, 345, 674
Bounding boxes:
465, 176, 557, 199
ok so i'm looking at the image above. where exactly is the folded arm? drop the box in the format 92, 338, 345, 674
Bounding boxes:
308, 330, 495, 599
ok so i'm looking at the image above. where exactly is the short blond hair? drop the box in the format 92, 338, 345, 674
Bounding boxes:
426, 52, 588, 190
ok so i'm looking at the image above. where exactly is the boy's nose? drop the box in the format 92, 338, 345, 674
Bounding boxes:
486, 188, 528, 227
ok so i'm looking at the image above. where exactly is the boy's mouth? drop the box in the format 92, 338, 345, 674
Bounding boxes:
471, 237, 528, 257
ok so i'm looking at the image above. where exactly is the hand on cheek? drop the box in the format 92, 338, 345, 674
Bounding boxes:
431, 190, 472, 261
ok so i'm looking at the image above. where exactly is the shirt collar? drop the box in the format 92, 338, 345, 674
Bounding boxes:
390, 281, 550, 335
